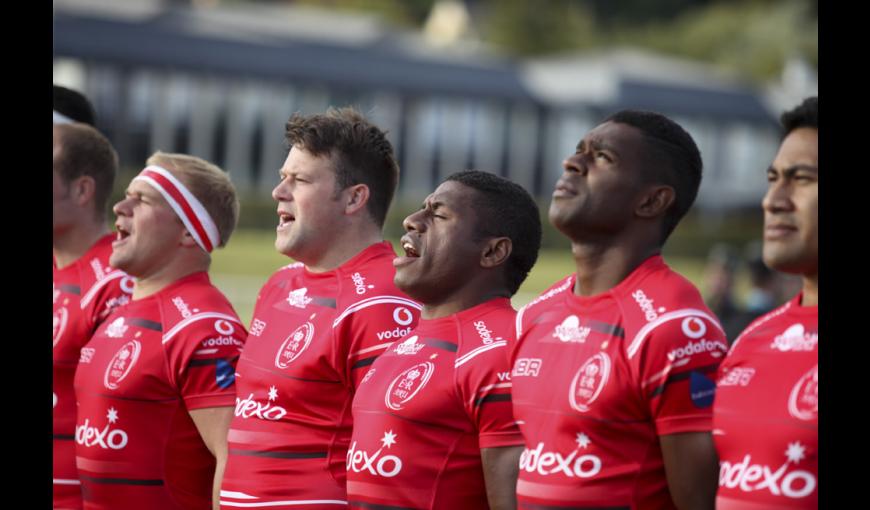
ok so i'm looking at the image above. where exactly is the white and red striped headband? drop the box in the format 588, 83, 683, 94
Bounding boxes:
132, 165, 220, 253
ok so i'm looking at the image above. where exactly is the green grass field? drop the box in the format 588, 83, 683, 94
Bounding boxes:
210, 229, 708, 326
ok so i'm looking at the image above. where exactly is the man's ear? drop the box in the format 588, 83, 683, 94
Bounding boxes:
179, 230, 199, 248
636, 185, 675, 219
344, 184, 370, 216
71, 175, 97, 207
480, 237, 512, 269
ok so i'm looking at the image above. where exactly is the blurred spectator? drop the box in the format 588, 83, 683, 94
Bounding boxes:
702, 243, 744, 341
53, 84, 95, 125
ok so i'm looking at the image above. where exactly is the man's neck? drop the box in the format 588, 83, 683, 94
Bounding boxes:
569, 240, 660, 297
304, 226, 384, 274
53, 221, 110, 269
800, 273, 818, 306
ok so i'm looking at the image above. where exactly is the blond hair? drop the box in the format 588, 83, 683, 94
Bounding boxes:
145, 151, 240, 248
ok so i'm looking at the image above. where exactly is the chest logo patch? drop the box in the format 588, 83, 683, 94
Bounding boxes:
569, 353, 611, 413
104, 340, 142, 390
385, 361, 434, 410
788, 365, 818, 421
275, 322, 315, 368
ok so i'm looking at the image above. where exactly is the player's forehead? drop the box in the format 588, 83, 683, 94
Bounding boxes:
772, 127, 818, 170
426, 180, 476, 209
127, 178, 168, 204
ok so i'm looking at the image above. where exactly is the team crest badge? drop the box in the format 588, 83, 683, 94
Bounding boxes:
788, 365, 818, 421
385, 362, 434, 410
53, 307, 68, 347
275, 322, 314, 368
104, 340, 142, 390
568, 353, 611, 412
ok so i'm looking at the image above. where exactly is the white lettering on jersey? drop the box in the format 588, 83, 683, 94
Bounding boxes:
788, 366, 818, 421
346, 431, 403, 478
632, 289, 666, 322
351, 272, 374, 295
75, 408, 129, 450
250, 319, 267, 337
474, 320, 499, 345
90, 258, 107, 281
172, 296, 193, 318
275, 323, 314, 368
79, 347, 96, 364
286, 288, 313, 308
497, 371, 511, 382
103, 340, 141, 390
234, 387, 288, 421
553, 315, 591, 343
568, 353, 611, 412
771, 324, 818, 352
719, 443, 815, 499
385, 362, 434, 410
377, 326, 412, 340
105, 317, 129, 339
392, 335, 424, 355
718, 367, 756, 387
53, 282, 61, 304
512, 358, 543, 377
519, 435, 602, 478
666, 338, 728, 366
200, 336, 243, 348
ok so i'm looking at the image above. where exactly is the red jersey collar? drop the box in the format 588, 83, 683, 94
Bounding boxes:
417, 297, 513, 330
301, 241, 395, 280
565, 254, 666, 308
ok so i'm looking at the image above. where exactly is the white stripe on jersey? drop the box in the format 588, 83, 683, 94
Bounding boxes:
516, 275, 574, 339
79, 270, 127, 309
350, 341, 394, 357
454, 341, 508, 368
626, 308, 724, 359
219, 499, 347, 507
162, 312, 243, 344
477, 382, 512, 393
53, 478, 81, 485
220, 490, 256, 499
332, 296, 421, 328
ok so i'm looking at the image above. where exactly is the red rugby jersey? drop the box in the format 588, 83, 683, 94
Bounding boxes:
53, 234, 133, 509
347, 298, 522, 510
220, 242, 421, 509
74, 272, 246, 510
713, 293, 818, 509
511, 255, 727, 510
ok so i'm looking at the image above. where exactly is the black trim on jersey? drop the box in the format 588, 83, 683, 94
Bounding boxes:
474, 393, 512, 407
422, 338, 458, 352
228, 448, 327, 459
79, 474, 164, 486
349, 501, 420, 510
312, 297, 337, 308
586, 319, 625, 339
352, 356, 378, 369
59, 284, 81, 295
128, 317, 162, 331
52, 434, 75, 440
646, 362, 720, 398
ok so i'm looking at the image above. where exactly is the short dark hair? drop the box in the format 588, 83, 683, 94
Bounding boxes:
444, 170, 542, 296
604, 110, 703, 243
53, 85, 96, 126
285, 107, 399, 228
781, 96, 818, 137
54, 123, 118, 217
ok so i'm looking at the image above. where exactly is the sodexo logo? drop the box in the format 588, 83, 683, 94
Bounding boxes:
351, 272, 375, 295
719, 441, 816, 500
346, 430, 403, 478
632, 289, 665, 322
75, 407, 129, 450
235, 385, 287, 421
519, 433, 602, 479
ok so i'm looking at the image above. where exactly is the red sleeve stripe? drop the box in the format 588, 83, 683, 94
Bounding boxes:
133, 166, 220, 253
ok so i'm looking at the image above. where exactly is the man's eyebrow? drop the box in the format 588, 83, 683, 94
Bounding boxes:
768, 164, 819, 175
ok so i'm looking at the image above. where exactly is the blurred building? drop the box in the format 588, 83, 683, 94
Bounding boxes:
54, 0, 781, 210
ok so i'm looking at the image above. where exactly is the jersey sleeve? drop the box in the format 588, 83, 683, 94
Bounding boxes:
457, 342, 524, 449
629, 312, 727, 436
334, 296, 422, 390
81, 271, 134, 332
164, 315, 248, 410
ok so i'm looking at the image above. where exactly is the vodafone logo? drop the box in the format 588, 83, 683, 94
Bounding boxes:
667, 339, 728, 366
214, 319, 235, 336
385, 362, 434, 410
53, 307, 68, 347
568, 353, 611, 412
346, 431, 403, 478
393, 307, 414, 326
275, 322, 314, 368
120, 276, 135, 294
103, 340, 141, 390
681, 317, 707, 339
788, 365, 818, 421
376, 326, 412, 341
